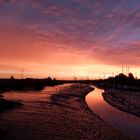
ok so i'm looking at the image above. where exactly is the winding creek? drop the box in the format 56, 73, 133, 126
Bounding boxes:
0, 84, 140, 139
86, 86, 140, 139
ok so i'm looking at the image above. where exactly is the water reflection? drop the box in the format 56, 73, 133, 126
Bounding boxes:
3, 84, 68, 103
86, 87, 140, 139
0, 84, 71, 140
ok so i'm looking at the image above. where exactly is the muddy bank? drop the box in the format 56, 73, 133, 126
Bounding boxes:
0, 84, 133, 140
0, 95, 22, 113
0, 128, 7, 140
103, 89, 140, 117
0, 95, 22, 139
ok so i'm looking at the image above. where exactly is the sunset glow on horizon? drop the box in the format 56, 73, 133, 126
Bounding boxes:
0, 0, 140, 79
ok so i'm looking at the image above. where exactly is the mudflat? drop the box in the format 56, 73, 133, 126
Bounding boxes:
103, 89, 140, 117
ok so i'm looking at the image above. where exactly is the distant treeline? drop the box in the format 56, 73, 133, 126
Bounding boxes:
94, 73, 140, 91
0, 77, 63, 93
1, 73, 140, 92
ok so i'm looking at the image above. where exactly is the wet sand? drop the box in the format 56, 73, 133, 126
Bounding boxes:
0, 92, 22, 113
0, 84, 133, 140
0, 95, 22, 139
103, 89, 140, 117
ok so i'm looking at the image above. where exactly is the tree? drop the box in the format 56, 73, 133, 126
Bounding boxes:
10, 76, 14, 80
128, 73, 134, 80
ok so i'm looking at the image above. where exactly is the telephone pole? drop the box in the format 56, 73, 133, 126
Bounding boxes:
122, 65, 124, 74
21, 68, 24, 79
128, 66, 129, 74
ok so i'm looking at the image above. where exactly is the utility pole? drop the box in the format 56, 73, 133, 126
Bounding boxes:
135, 72, 137, 79
103, 73, 106, 79
122, 65, 124, 74
21, 68, 24, 79
128, 66, 129, 74
112, 72, 114, 77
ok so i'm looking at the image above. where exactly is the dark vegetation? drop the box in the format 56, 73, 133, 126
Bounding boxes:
59, 73, 140, 91
0, 77, 62, 93
0, 73, 138, 93
93, 73, 140, 91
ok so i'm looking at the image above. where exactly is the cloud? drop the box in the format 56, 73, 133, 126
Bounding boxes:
0, 0, 10, 3
0, 0, 140, 78
0, 0, 16, 5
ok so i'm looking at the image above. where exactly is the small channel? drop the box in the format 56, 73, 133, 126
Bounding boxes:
86, 86, 140, 140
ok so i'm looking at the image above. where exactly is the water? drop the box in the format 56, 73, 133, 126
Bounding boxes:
0, 84, 69, 140
1, 84, 140, 139
86, 86, 140, 139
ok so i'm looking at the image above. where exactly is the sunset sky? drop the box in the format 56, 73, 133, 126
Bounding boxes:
0, 0, 140, 79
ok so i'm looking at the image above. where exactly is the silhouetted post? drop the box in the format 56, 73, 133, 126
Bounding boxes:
128, 66, 129, 74
21, 68, 24, 79
126, 66, 128, 76
122, 65, 124, 74
74, 76, 77, 81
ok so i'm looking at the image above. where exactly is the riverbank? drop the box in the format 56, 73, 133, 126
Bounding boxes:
103, 89, 140, 117
0, 78, 62, 92
0, 84, 133, 140
0, 128, 7, 140
0, 95, 22, 139
0, 94, 22, 113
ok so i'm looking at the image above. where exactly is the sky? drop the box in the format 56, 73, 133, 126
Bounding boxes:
0, 0, 140, 79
